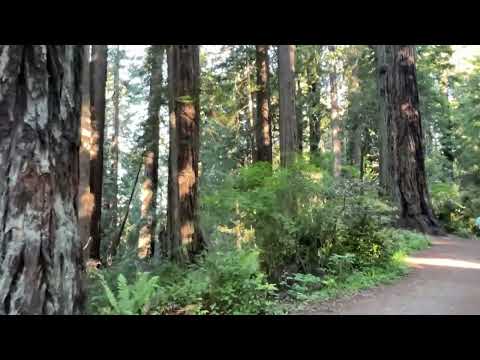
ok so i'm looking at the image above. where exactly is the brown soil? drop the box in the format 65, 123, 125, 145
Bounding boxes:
295, 235, 480, 315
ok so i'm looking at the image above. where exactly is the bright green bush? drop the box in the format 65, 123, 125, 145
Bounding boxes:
430, 182, 473, 236
88, 247, 277, 315
202, 160, 396, 280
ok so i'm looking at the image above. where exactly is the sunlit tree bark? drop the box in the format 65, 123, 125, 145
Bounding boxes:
138, 45, 163, 259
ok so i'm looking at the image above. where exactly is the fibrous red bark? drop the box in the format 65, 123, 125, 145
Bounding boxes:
166, 45, 203, 261
0, 45, 85, 314
139, 45, 163, 259
387, 45, 443, 235
255, 46, 272, 163
89, 45, 108, 261
278, 45, 298, 167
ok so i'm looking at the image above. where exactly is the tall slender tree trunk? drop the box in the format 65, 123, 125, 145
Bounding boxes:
138, 45, 163, 259
278, 45, 298, 167
255, 45, 272, 163
0, 45, 85, 314
109, 46, 121, 257
167, 45, 203, 262
374, 45, 396, 200
308, 68, 321, 156
89, 45, 107, 262
350, 115, 362, 169
245, 64, 256, 163
296, 78, 303, 153
387, 45, 443, 235
79, 45, 93, 259
165, 46, 179, 259
329, 45, 342, 177
440, 75, 455, 180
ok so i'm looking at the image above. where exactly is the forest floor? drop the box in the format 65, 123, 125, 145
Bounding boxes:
295, 234, 480, 315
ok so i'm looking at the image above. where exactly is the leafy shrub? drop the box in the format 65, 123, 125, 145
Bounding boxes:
430, 182, 472, 236
202, 160, 396, 280
89, 247, 277, 315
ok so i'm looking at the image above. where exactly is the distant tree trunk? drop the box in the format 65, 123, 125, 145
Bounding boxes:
138, 45, 163, 259
296, 78, 303, 153
109, 46, 121, 257
167, 45, 204, 262
246, 64, 256, 163
278, 45, 298, 167
308, 68, 321, 156
79, 45, 93, 258
0, 45, 85, 314
374, 45, 396, 199
387, 45, 443, 235
350, 116, 362, 169
440, 75, 455, 180
329, 45, 342, 177
255, 45, 272, 163
88, 45, 107, 261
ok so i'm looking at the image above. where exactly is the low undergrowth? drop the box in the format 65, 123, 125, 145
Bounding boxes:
277, 229, 430, 313
87, 159, 431, 315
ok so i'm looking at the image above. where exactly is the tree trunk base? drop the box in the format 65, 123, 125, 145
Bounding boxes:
398, 215, 445, 236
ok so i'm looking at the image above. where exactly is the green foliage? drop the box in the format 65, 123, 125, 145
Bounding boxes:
430, 182, 478, 236
280, 228, 430, 307
202, 159, 396, 280
95, 272, 160, 315
89, 247, 277, 315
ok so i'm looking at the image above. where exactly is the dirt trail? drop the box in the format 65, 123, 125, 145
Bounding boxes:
297, 235, 480, 315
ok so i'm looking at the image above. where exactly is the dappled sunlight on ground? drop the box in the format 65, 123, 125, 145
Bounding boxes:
405, 256, 480, 270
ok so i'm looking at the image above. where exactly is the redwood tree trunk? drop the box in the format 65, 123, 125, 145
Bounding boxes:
278, 45, 298, 167
308, 70, 321, 156
0, 45, 85, 314
373, 45, 396, 200
387, 45, 443, 235
165, 46, 179, 259
329, 45, 342, 177
109, 46, 121, 257
167, 45, 203, 261
79, 45, 93, 258
88, 45, 107, 261
255, 45, 272, 163
138, 45, 163, 259
246, 63, 256, 163
296, 77, 304, 154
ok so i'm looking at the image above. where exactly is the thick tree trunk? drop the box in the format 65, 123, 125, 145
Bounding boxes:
329, 45, 342, 177
79, 45, 93, 258
387, 45, 443, 235
109, 46, 121, 257
278, 45, 298, 167
88, 45, 107, 261
138, 45, 163, 259
0, 45, 85, 314
255, 45, 272, 163
167, 45, 203, 262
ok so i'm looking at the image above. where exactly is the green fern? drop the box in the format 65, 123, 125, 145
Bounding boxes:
96, 272, 160, 315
